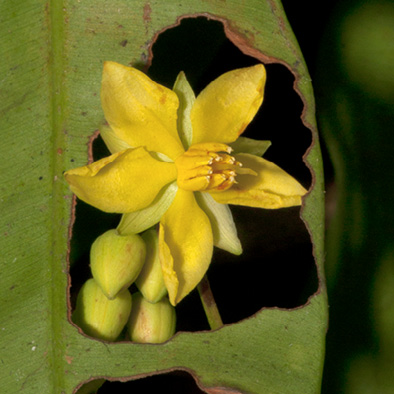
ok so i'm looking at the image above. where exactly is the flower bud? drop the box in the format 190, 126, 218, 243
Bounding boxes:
73, 278, 132, 341
90, 229, 146, 299
136, 229, 167, 303
128, 292, 176, 343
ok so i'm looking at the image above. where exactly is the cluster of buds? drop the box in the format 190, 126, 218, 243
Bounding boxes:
73, 228, 176, 343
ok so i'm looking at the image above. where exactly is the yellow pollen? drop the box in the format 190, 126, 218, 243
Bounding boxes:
175, 142, 242, 192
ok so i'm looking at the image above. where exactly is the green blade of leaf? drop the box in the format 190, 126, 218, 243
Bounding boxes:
0, 1, 326, 393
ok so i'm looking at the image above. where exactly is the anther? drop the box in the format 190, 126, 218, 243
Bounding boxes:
175, 142, 246, 192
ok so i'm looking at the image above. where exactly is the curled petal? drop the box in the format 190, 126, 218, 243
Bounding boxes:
101, 61, 185, 160
159, 189, 213, 306
209, 153, 308, 209
64, 147, 177, 213
191, 64, 266, 145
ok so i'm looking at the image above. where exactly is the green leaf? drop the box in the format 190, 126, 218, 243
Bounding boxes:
0, 1, 326, 393
317, 1, 394, 391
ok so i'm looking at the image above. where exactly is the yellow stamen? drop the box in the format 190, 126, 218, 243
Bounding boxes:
175, 142, 252, 192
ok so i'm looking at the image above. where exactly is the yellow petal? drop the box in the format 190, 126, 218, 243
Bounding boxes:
159, 189, 213, 305
64, 147, 177, 213
191, 65, 266, 145
209, 153, 308, 209
101, 61, 185, 160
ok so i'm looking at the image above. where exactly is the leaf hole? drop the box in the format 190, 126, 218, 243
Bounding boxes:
68, 16, 318, 338
148, 16, 317, 325
76, 371, 207, 394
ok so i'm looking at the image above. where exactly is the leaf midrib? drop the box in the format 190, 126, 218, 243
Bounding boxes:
48, 0, 69, 390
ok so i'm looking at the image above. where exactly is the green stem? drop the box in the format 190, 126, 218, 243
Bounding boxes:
197, 275, 224, 330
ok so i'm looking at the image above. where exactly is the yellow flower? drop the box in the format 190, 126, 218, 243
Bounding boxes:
65, 62, 307, 306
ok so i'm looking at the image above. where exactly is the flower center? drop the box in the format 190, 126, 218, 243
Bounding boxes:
175, 142, 242, 192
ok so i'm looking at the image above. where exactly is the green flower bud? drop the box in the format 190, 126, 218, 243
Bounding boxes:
73, 278, 132, 341
90, 229, 146, 299
128, 292, 176, 343
136, 229, 167, 303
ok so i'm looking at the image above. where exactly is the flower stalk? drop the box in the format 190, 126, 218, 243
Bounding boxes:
197, 275, 224, 330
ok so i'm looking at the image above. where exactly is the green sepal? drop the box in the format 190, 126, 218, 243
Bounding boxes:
117, 181, 178, 235
99, 123, 132, 154
230, 136, 271, 156
195, 191, 242, 255
172, 71, 195, 150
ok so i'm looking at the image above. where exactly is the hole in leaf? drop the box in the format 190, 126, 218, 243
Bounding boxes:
148, 16, 317, 325
76, 371, 207, 394
68, 16, 318, 339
